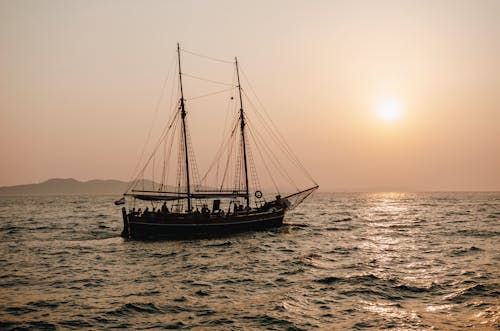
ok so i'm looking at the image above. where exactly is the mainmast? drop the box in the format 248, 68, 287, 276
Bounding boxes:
235, 57, 250, 207
177, 43, 191, 211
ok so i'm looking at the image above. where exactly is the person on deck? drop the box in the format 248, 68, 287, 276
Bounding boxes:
201, 205, 210, 218
161, 202, 169, 214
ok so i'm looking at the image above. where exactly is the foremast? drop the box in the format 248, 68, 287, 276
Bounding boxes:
235, 57, 250, 208
178, 43, 192, 212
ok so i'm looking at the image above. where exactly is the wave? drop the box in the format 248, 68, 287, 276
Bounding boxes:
5, 306, 37, 316
315, 273, 387, 285
288, 223, 308, 228
330, 217, 352, 223
121, 290, 161, 298
392, 283, 442, 293
315, 276, 342, 284
150, 321, 186, 329
28, 300, 61, 309
0, 321, 58, 330
1, 226, 20, 234
107, 302, 163, 316
445, 284, 499, 303
59, 319, 94, 328
340, 288, 403, 301
224, 278, 255, 284
1, 192, 499, 330
249, 314, 305, 330
326, 246, 358, 255
195, 289, 210, 296
315, 274, 445, 299
326, 226, 353, 231
454, 229, 500, 238
150, 252, 177, 258
205, 241, 232, 247
449, 246, 483, 256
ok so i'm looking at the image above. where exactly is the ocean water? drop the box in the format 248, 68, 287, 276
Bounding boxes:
0, 192, 499, 330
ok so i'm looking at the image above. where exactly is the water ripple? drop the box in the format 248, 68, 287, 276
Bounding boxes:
0, 193, 498, 329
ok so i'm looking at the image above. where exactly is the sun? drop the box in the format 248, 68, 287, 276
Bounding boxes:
376, 98, 403, 122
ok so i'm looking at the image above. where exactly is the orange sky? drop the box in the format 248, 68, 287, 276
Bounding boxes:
1, 0, 499, 191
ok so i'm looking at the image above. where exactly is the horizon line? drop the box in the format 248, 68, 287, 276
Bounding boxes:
0, 177, 498, 193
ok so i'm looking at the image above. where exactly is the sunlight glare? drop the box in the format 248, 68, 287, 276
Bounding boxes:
376, 98, 403, 122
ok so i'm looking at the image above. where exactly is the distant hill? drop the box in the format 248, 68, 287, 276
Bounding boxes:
0, 178, 129, 196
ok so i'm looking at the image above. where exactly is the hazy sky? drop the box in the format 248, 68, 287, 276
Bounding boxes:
1, 0, 499, 191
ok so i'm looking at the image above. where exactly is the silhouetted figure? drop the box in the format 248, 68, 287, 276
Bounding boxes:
161, 202, 169, 214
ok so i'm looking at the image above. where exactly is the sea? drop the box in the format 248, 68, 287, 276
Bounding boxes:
0, 192, 498, 330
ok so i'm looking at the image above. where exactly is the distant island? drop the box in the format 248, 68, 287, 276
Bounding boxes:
1, 179, 496, 195
0, 178, 129, 196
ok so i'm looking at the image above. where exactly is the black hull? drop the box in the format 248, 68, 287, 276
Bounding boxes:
122, 210, 285, 240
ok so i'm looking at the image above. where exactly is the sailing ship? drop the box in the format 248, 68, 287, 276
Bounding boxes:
120, 44, 318, 239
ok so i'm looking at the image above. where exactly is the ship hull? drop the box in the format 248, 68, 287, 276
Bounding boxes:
123, 209, 285, 240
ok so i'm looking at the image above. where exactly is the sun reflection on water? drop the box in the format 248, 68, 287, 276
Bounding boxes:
1, 194, 498, 329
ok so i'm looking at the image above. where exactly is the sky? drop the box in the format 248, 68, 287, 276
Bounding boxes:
1, 0, 499, 191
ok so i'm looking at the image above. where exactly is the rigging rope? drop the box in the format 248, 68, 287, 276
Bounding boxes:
127, 48, 317, 208
127, 108, 180, 193
240, 67, 318, 185
245, 133, 262, 198
243, 90, 317, 187
187, 87, 236, 101
160, 116, 179, 191
124, 54, 177, 193
125, 102, 180, 194
246, 116, 298, 191
214, 68, 238, 186
182, 73, 235, 87
199, 114, 239, 190
246, 124, 279, 194
220, 121, 238, 191
185, 121, 201, 188
180, 47, 234, 64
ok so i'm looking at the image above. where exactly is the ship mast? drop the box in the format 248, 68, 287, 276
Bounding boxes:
177, 43, 191, 211
235, 57, 250, 207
